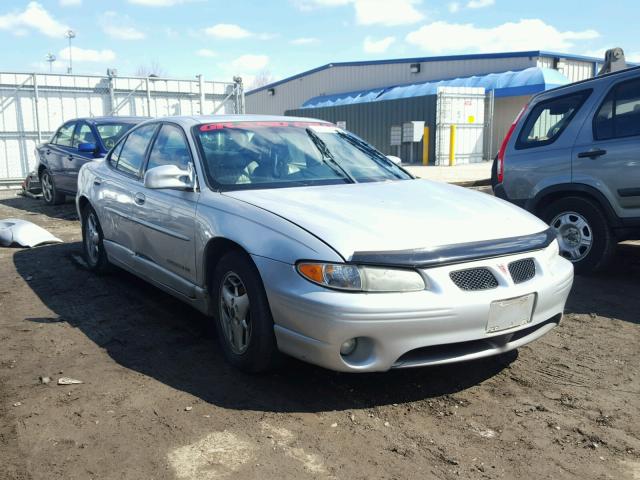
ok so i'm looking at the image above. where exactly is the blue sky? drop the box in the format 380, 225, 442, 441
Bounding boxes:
1, 0, 638, 88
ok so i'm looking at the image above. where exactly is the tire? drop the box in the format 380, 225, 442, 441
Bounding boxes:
211, 250, 280, 373
40, 169, 65, 205
81, 204, 111, 273
490, 155, 498, 190
541, 196, 616, 274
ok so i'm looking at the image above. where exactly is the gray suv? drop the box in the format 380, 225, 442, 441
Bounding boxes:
494, 66, 640, 273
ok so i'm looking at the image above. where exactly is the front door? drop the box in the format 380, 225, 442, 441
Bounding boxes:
48, 121, 77, 192
132, 123, 198, 294
572, 77, 640, 219
99, 123, 159, 265
68, 122, 99, 195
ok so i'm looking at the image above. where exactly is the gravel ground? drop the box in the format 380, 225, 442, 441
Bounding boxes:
0, 190, 638, 480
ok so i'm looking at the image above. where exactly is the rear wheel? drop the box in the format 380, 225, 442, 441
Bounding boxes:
40, 169, 65, 205
81, 205, 110, 273
211, 251, 280, 373
542, 196, 616, 274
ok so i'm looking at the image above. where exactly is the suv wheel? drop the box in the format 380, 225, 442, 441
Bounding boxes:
211, 251, 280, 373
40, 169, 65, 205
542, 196, 616, 274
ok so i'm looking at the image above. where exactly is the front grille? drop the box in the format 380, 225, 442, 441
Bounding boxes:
450, 267, 498, 291
508, 258, 536, 284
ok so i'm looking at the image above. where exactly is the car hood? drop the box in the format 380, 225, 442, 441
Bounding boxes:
223, 179, 549, 261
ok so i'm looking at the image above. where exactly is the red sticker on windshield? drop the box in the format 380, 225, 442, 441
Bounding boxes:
199, 121, 330, 131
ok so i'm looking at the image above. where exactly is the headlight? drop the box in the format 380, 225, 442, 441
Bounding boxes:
297, 262, 426, 292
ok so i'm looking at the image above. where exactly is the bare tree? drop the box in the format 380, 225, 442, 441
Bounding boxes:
249, 69, 274, 90
135, 61, 167, 78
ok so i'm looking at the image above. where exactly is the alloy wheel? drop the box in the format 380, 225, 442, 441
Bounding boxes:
41, 172, 53, 203
219, 271, 252, 354
84, 212, 101, 265
550, 211, 593, 262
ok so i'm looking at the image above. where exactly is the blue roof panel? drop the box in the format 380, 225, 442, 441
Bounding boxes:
301, 67, 570, 109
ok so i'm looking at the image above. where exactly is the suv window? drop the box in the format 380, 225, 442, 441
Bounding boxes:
114, 124, 158, 177
73, 123, 97, 148
516, 91, 591, 149
146, 124, 191, 171
52, 123, 76, 147
594, 78, 640, 140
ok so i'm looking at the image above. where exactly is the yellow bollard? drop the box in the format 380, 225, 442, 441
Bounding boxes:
422, 126, 429, 166
449, 124, 456, 166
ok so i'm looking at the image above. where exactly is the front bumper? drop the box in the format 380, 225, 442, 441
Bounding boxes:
252, 243, 573, 372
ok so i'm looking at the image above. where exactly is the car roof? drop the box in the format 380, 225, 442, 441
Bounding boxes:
136, 114, 332, 128
77, 116, 150, 125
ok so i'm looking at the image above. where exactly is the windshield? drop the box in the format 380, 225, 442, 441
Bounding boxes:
96, 123, 136, 150
194, 121, 411, 190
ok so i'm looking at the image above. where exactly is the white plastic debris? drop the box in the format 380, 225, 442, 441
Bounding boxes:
0, 219, 62, 248
58, 377, 83, 385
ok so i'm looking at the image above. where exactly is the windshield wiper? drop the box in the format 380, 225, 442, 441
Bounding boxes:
305, 128, 356, 183
336, 131, 406, 180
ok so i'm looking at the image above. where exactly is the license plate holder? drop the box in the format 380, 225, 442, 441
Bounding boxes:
486, 293, 535, 333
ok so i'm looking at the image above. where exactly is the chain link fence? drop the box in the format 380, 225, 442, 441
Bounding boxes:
0, 71, 244, 186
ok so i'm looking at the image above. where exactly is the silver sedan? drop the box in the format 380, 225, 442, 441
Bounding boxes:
76, 115, 574, 372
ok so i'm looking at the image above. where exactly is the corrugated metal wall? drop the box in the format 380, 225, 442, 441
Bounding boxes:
287, 96, 438, 164
491, 95, 532, 158
0, 72, 240, 184
251, 55, 538, 115
536, 57, 595, 83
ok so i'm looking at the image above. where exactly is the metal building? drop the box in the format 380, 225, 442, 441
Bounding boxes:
247, 50, 605, 164
246, 51, 603, 116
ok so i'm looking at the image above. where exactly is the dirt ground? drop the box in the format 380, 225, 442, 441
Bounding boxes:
0, 189, 638, 480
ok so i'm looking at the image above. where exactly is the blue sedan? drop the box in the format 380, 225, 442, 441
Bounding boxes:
37, 116, 148, 205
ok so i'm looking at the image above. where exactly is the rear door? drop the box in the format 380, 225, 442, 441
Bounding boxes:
132, 123, 199, 294
48, 121, 77, 192
503, 90, 592, 201
572, 76, 640, 219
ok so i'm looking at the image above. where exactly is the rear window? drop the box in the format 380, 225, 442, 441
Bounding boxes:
516, 90, 591, 149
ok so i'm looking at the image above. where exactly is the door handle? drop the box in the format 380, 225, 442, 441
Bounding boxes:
67, 154, 74, 161
93, 177, 103, 186
577, 148, 607, 159
134, 193, 146, 205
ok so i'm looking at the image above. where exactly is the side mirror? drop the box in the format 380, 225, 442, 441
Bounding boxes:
386, 155, 402, 165
144, 165, 193, 190
78, 142, 97, 154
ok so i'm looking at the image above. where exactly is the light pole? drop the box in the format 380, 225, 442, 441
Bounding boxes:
45, 53, 56, 73
65, 29, 75, 74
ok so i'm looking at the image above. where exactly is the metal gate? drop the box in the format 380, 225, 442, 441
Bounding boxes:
434, 87, 485, 165
0, 72, 244, 186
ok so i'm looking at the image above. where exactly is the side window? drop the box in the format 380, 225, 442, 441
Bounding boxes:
52, 123, 76, 147
594, 78, 640, 140
73, 123, 97, 148
109, 140, 125, 168
516, 90, 591, 149
115, 124, 158, 177
146, 124, 192, 172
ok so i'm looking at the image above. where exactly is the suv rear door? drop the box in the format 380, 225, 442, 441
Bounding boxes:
572, 75, 640, 220
502, 90, 591, 202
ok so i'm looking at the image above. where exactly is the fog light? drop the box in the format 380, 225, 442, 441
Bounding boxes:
340, 338, 358, 356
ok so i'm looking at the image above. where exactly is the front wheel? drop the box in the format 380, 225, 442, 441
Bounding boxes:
211, 251, 280, 373
40, 169, 65, 205
542, 196, 616, 274
81, 205, 110, 273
